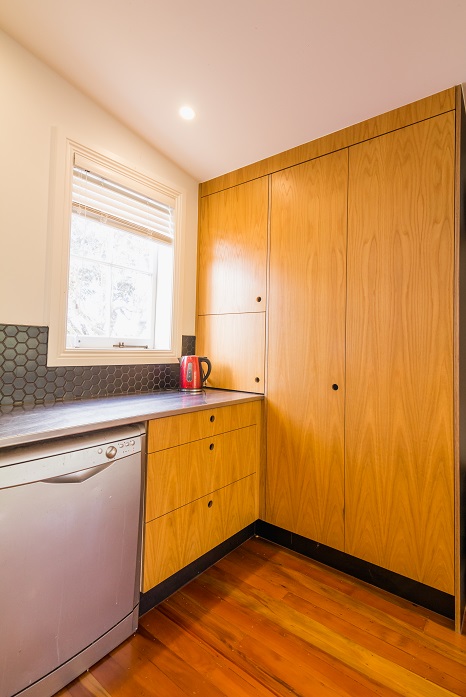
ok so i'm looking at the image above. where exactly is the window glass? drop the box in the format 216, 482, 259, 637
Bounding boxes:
66, 165, 175, 351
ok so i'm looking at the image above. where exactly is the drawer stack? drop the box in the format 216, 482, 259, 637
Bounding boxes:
142, 401, 260, 591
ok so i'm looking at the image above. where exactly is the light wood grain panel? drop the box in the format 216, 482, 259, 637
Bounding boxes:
197, 313, 266, 393
145, 425, 257, 521
143, 474, 256, 590
147, 400, 261, 452
200, 88, 455, 197
454, 84, 465, 632
266, 149, 348, 551
345, 112, 455, 594
198, 178, 268, 315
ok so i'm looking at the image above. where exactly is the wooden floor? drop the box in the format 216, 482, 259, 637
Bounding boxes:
57, 537, 466, 697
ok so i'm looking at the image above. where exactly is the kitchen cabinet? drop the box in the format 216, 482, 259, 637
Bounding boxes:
142, 401, 260, 591
197, 177, 268, 315
197, 313, 265, 392
196, 177, 268, 393
265, 112, 455, 592
198, 86, 462, 627
345, 112, 455, 594
265, 149, 348, 551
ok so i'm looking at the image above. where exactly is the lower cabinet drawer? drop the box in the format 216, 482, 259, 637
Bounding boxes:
147, 401, 261, 452
145, 425, 257, 521
142, 474, 257, 591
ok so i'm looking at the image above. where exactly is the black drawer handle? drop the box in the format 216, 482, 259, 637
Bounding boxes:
210, 415, 215, 423
256, 296, 262, 303
209, 443, 215, 451
332, 384, 339, 391
207, 500, 213, 508
255, 377, 260, 383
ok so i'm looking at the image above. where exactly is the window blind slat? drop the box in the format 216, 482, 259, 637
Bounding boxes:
73, 152, 177, 209
71, 205, 173, 245
72, 167, 175, 243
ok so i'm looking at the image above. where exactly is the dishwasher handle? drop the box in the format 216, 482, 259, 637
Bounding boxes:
42, 461, 113, 484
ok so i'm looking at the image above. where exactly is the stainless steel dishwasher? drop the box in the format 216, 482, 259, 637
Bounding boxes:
0, 424, 145, 697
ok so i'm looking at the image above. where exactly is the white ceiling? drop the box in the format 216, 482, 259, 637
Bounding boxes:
1, 0, 465, 182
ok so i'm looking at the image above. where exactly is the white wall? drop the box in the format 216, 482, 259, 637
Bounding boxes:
0, 29, 198, 335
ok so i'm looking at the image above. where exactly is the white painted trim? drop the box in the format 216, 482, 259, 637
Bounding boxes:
46, 127, 185, 367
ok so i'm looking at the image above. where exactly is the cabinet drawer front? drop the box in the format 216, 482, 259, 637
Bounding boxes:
146, 425, 257, 521
147, 401, 260, 452
143, 474, 257, 591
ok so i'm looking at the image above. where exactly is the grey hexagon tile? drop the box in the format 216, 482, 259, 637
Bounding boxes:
0, 323, 181, 406
182, 335, 196, 356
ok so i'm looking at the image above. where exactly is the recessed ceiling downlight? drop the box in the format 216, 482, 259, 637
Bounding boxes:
179, 105, 196, 120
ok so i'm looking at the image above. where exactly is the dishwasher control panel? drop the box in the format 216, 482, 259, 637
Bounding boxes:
100, 438, 138, 460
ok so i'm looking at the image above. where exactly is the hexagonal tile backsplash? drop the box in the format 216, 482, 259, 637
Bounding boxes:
0, 325, 196, 408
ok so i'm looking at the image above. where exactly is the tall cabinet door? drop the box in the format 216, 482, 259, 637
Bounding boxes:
345, 113, 455, 594
266, 150, 348, 550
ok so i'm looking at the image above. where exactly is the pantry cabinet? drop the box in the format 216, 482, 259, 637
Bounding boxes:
266, 110, 456, 593
345, 112, 455, 594
142, 401, 260, 591
266, 149, 348, 551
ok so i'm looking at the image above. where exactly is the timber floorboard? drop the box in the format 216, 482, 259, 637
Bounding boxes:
56, 537, 466, 697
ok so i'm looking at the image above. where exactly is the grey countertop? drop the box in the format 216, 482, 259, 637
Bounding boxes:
0, 389, 263, 449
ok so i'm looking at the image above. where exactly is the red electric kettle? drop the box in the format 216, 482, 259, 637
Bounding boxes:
179, 355, 212, 393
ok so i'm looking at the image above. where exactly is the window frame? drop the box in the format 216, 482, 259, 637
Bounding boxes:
47, 130, 184, 367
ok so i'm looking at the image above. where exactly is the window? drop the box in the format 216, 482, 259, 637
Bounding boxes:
68, 160, 174, 350
47, 135, 184, 366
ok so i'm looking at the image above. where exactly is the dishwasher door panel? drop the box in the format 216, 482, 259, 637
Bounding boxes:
0, 451, 141, 697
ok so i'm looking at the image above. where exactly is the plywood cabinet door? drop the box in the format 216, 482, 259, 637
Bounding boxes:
198, 178, 268, 315
266, 150, 348, 551
345, 113, 455, 594
197, 312, 265, 393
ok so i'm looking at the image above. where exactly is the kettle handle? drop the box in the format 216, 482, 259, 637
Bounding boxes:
199, 357, 212, 384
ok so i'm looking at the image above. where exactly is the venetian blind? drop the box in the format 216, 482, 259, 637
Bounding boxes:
72, 155, 175, 245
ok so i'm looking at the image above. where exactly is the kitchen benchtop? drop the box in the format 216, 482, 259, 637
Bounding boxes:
0, 389, 263, 449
